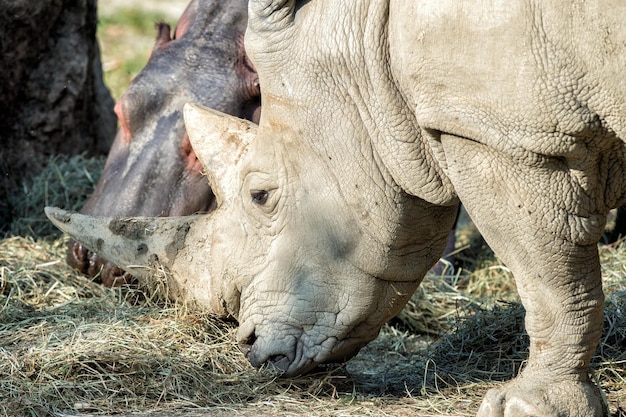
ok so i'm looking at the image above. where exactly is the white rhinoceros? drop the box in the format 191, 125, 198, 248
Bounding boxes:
47, 0, 625, 415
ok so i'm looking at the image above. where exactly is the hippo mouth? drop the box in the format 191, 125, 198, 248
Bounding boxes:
65, 185, 217, 287
67, 240, 135, 287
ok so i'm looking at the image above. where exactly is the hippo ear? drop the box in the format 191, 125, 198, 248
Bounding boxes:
183, 103, 257, 205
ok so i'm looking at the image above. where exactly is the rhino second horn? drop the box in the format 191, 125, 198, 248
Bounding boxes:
183, 102, 257, 204
45, 207, 203, 277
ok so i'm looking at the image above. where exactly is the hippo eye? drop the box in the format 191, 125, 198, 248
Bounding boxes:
251, 190, 269, 205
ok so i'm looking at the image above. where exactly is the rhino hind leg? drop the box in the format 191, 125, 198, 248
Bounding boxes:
440, 134, 608, 417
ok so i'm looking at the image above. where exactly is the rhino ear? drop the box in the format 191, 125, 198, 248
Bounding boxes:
183, 103, 257, 205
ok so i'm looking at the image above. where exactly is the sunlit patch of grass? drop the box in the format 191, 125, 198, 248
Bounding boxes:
1, 157, 624, 416
97, 9, 173, 99
7, 155, 104, 238
99, 8, 170, 34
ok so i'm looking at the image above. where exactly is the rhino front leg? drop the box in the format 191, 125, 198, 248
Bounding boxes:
441, 134, 608, 417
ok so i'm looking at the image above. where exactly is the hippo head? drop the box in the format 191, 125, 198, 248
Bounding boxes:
48, 101, 456, 376
67, 0, 260, 286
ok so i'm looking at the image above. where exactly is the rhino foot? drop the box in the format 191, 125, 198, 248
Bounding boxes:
476, 374, 607, 417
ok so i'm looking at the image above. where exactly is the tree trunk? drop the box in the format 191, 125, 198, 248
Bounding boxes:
0, 0, 116, 231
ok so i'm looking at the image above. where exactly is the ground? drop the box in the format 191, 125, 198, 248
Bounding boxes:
2, 163, 624, 417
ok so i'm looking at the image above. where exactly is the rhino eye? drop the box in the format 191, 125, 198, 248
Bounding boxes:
251, 190, 269, 205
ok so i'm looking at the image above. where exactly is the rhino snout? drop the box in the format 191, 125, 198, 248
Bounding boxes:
237, 321, 364, 377
238, 330, 293, 375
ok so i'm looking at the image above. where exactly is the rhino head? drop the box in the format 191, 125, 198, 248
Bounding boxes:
48, 99, 456, 375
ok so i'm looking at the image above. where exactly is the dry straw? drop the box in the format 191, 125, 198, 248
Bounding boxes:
1, 156, 624, 417
6, 155, 105, 237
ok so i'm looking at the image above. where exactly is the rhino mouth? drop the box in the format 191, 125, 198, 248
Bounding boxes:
237, 320, 374, 377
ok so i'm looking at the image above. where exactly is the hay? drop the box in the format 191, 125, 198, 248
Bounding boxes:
1, 156, 625, 416
7, 155, 105, 238
0, 237, 254, 415
0, 236, 361, 416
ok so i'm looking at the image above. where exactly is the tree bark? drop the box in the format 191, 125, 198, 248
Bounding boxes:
0, 0, 116, 231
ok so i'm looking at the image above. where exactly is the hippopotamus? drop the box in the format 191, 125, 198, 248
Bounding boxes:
67, 0, 259, 286
48, 0, 625, 415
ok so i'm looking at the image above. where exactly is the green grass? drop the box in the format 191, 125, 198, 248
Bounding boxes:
2, 155, 624, 416
99, 9, 170, 34
97, 8, 175, 99
7, 155, 104, 238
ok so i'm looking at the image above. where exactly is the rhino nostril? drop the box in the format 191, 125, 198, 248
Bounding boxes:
238, 332, 292, 374
238, 331, 258, 363
239, 332, 256, 353
244, 331, 257, 347
268, 355, 290, 373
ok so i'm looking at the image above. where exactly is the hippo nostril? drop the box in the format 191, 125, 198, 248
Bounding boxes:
101, 265, 134, 287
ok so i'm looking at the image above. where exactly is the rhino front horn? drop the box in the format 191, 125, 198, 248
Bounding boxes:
45, 207, 204, 277
46, 207, 229, 315
183, 102, 257, 204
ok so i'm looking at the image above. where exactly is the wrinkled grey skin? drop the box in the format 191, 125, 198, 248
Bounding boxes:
49, 0, 625, 415
67, 0, 260, 286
